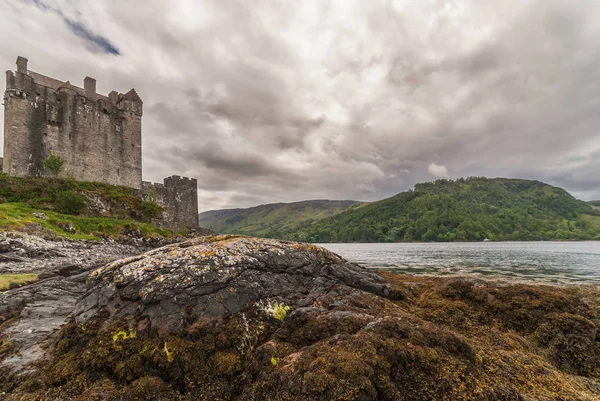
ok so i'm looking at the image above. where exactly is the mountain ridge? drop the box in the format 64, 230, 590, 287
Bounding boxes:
201, 177, 600, 242
198, 199, 364, 237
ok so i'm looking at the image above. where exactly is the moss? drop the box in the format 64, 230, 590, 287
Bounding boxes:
0, 273, 39, 291
3, 275, 600, 400
260, 300, 290, 321
112, 329, 137, 343
163, 342, 174, 363
0, 338, 16, 358
213, 352, 242, 375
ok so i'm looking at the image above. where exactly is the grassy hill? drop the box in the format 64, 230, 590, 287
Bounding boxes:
198, 200, 363, 237
276, 177, 600, 242
0, 174, 185, 240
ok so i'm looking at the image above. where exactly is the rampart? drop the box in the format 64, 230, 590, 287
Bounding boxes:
142, 176, 199, 229
3, 56, 142, 188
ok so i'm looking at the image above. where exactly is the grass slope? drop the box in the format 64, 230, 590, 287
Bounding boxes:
279, 177, 600, 242
198, 200, 363, 237
0, 175, 184, 240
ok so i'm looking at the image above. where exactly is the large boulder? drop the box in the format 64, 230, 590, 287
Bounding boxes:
74, 235, 390, 335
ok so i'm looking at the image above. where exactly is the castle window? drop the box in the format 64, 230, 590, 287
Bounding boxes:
117, 168, 120, 176
116, 125, 121, 132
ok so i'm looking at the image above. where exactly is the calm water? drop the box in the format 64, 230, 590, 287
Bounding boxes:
318, 242, 600, 284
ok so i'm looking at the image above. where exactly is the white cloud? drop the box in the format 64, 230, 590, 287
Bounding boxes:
428, 163, 449, 178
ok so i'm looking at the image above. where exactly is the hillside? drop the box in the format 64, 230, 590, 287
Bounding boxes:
198, 199, 363, 237
277, 177, 600, 242
0, 174, 188, 240
589, 200, 600, 211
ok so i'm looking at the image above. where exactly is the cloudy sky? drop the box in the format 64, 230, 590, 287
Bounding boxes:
1, 0, 600, 211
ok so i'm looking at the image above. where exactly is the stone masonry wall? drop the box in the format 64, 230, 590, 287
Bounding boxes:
3, 57, 142, 189
141, 176, 199, 229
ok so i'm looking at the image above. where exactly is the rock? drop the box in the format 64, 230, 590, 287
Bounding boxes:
56, 222, 76, 234
0, 232, 156, 378
0, 273, 88, 375
31, 212, 46, 220
74, 235, 390, 333
0, 232, 148, 275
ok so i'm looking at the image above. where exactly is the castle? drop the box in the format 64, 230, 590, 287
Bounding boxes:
2, 56, 198, 229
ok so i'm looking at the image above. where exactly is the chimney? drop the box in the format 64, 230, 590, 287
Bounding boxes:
84, 76, 96, 101
16, 56, 28, 74
5, 70, 15, 89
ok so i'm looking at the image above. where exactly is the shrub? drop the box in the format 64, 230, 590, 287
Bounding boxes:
55, 190, 86, 215
43, 153, 65, 177
140, 200, 161, 220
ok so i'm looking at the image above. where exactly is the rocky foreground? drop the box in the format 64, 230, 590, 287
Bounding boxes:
1, 235, 599, 400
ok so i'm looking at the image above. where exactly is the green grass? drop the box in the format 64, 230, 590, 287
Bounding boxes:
0, 175, 187, 240
0, 274, 39, 291
0, 174, 159, 221
0, 202, 181, 240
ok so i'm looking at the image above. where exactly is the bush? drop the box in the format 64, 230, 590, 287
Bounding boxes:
140, 200, 161, 220
43, 153, 65, 177
55, 190, 86, 215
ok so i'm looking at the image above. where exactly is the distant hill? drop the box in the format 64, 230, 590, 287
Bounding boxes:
588, 200, 600, 209
198, 200, 364, 237
276, 178, 600, 242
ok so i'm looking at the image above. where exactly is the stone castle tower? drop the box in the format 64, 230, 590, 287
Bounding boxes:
3, 56, 142, 188
2, 57, 198, 229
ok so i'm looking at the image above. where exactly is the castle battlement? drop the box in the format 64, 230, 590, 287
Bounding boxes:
5, 57, 142, 116
3, 57, 199, 229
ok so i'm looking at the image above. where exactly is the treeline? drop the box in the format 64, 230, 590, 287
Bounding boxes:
269, 177, 600, 242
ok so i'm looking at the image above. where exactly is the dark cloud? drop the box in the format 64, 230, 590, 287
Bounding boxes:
2, 0, 600, 211
27, 0, 120, 55
64, 20, 120, 55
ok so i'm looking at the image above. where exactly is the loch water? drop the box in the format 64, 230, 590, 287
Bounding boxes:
319, 241, 600, 285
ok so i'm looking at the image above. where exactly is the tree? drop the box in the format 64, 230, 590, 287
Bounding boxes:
44, 152, 65, 177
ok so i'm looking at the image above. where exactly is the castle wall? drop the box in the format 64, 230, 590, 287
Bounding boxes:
141, 176, 199, 229
3, 57, 142, 189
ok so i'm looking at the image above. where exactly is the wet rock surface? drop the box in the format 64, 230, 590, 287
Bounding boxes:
0, 232, 153, 375
1, 235, 599, 400
0, 232, 149, 275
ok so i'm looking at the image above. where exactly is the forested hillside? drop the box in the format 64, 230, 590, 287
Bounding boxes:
278, 178, 600, 242
198, 200, 363, 237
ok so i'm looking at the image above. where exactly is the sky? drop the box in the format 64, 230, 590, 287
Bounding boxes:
1, 0, 600, 212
